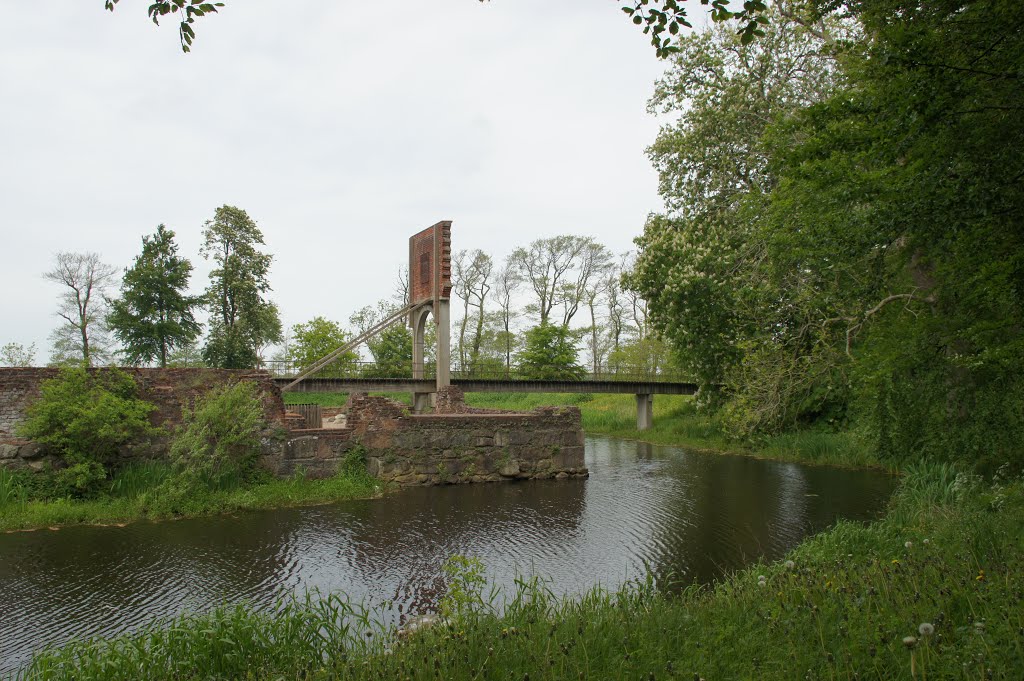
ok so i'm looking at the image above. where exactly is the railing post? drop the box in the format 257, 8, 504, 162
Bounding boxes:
636, 393, 653, 430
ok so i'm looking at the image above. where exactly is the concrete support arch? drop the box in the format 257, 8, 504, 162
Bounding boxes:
410, 300, 451, 413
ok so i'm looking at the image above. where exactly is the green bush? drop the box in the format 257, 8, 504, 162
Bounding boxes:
169, 380, 267, 488
17, 368, 157, 485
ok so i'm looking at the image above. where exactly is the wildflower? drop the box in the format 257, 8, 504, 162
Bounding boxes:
902, 636, 917, 648
905, 541, 913, 549
923, 538, 930, 544
918, 623, 934, 637
891, 559, 900, 565
976, 570, 985, 581
974, 621, 986, 633
784, 560, 796, 570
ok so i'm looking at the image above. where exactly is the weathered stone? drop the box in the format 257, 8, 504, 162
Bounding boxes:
18, 443, 44, 460
555, 471, 569, 480
0, 444, 17, 460
498, 460, 520, 477
474, 436, 494, 447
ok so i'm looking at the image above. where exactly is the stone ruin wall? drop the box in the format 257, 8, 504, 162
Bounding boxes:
265, 389, 588, 486
0, 368, 285, 470
1, 370, 587, 487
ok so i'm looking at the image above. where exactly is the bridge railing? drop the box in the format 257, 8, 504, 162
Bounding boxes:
260, 360, 694, 384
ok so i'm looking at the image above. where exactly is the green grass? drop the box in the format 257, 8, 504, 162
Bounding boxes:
0, 462, 380, 533
464, 392, 884, 469
20, 465, 1024, 680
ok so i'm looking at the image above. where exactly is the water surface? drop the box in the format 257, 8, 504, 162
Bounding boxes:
0, 436, 895, 673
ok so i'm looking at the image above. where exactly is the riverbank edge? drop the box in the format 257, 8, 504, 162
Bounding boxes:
0, 468, 383, 534
19, 464, 1024, 680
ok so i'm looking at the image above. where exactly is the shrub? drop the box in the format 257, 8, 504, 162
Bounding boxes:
169, 380, 267, 488
17, 368, 157, 475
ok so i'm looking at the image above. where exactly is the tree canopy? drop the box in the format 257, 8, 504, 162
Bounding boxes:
200, 205, 282, 369
108, 225, 203, 367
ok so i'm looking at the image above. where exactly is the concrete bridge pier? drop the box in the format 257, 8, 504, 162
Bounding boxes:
636, 393, 654, 430
410, 300, 451, 414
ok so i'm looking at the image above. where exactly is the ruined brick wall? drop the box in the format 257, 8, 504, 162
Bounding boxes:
346, 394, 587, 486
0, 368, 286, 469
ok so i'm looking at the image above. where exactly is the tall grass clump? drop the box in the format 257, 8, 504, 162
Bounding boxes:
0, 467, 28, 511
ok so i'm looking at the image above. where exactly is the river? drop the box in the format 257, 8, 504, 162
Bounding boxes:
0, 436, 895, 673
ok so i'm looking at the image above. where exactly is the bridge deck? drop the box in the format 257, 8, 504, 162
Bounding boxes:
276, 377, 698, 396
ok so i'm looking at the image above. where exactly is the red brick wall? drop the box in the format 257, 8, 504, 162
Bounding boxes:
409, 221, 452, 305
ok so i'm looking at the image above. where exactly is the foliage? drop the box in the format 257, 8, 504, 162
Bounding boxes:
104, 0, 223, 52
104, 0, 767, 56
108, 225, 203, 367
438, 555, 491, 621
44, 251, 118, 368
17, 368, 157, 477
200, 205, 282, 369
169, 380, 266, 487
516, 324, 586, 381
364, 324, 413, 378
288, 316, 358, 377
0, 341, 36, 367
23, 467, 1024, 680
629, 0, 1024, 474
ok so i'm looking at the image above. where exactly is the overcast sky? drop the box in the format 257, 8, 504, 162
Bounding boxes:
0, 1, 689, 362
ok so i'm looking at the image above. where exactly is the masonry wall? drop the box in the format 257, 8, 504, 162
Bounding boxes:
344, 394, 588, 485
1, 370, 588, 487
0, 368, 285, 470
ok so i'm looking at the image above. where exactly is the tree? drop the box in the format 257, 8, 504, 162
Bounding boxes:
516, 324, 586, 381
452, 249, 493, 372
44, 252, 118, 367
200, 205, 282, 369
0, 342, 36, 367
364, 325, 413, 378
108, 225, 202, 367
288, 316, 359, 377
510, 235, 591, 326
492, 262, 520, 372
628, 6, 848, 394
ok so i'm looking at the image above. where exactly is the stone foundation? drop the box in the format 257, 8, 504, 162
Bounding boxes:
1, 369, 588, 487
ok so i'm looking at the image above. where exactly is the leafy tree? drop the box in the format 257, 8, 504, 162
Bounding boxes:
200, 205, 282, 369
759, 0, 1024, 468
0, 342, 36, 367
627, 6, 848, 403
516, 324, 586, 381
108, 225, 203, 367
288, 316, 359, 377
18, 368, 157, 494
166, 342, 206, 368
44, 252, 118, 367
364, 325, 413, 378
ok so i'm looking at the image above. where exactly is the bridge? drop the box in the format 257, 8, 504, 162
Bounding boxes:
278, 220, 699, 429
269, 362, 697, 429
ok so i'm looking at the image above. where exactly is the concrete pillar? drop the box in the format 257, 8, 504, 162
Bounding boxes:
411, 306, 431, 413
435, 299, 451, 391
636, 393, 653, 430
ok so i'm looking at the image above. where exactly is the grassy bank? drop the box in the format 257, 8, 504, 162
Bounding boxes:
20, 464, 1024, 680
0, 463, 379, 533
284, 391, 882, 469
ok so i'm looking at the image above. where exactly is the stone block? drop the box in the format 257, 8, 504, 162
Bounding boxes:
0, 444, 17, 460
